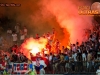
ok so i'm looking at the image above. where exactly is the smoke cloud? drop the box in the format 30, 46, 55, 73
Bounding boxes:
39, 0, 93, 44
0, 0, 93, 47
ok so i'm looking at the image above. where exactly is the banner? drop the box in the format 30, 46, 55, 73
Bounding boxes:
7, 63, 28, 74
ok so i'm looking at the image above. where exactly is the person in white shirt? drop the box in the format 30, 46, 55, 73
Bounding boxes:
49, 53, 53, 62
82, 52, 86, 61
72, 51, 77, 71
96, 66, 100, 75
20, 33, 25, 44
72, 52, 77, 62
12, 32, 17, 44
82, 51, 87, 71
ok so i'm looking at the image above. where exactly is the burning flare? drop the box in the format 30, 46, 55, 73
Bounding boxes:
21, 37, 48, 59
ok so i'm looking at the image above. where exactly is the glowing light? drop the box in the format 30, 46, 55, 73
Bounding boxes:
42, 0, 93, 44
67, 46, 70, 50
30, 47, 40, 55
21, 37, 48, 59
44, 50, 49, 54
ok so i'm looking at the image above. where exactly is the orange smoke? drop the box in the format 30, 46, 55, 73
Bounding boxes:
20, 37, 48, 59
40, 0, 93, 44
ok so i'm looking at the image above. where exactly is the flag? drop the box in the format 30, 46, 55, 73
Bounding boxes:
31, 56, 48, 68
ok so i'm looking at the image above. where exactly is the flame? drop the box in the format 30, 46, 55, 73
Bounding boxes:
67, 46, 70, 50
21, 37, 48, 59
30, 47, 40, 55
41, 0, 93, 44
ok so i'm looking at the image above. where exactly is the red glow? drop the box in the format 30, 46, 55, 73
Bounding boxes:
41, 0, 93, 44
20, 37, 48, 59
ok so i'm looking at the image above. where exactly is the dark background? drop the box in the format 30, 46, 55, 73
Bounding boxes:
0, 0, 100, 33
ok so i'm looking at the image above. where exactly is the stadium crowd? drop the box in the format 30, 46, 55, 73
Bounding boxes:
0, 21, 100, 75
